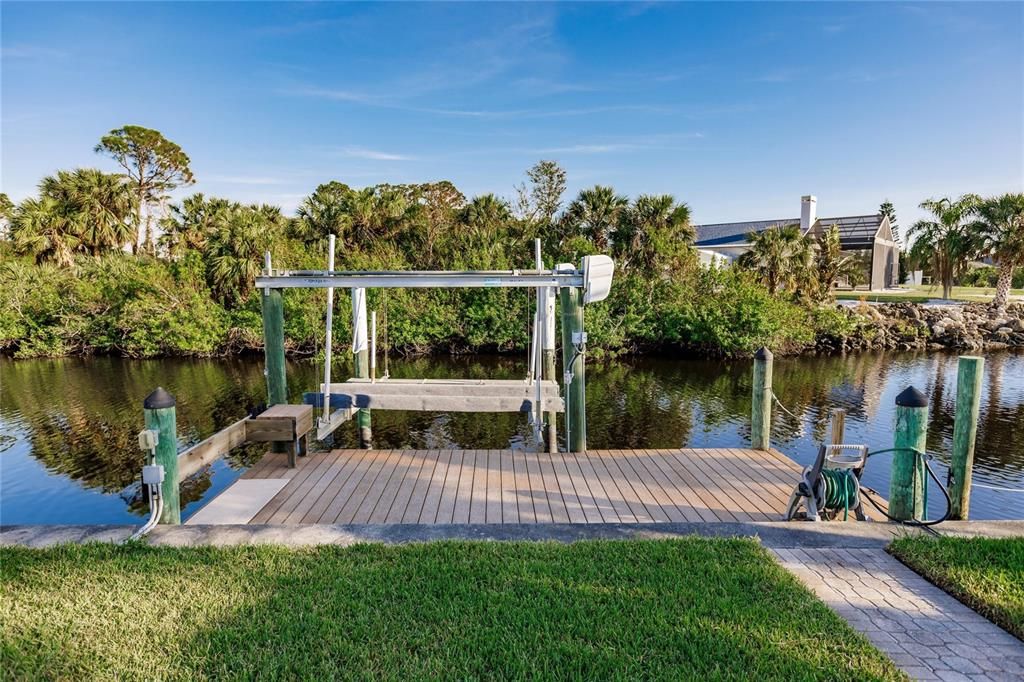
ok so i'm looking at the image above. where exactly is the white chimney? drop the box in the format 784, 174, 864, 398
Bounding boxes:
800, 195, 817, 232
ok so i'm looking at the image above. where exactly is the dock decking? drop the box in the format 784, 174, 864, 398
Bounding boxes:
192, 448, 819, 525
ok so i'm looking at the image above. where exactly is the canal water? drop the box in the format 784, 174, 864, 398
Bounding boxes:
2, 351, 1022, 524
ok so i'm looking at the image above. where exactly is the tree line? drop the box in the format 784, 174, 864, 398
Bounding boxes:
1, 125, 1021, 358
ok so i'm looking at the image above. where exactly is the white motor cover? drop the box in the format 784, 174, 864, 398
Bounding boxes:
582, 255, 614, 304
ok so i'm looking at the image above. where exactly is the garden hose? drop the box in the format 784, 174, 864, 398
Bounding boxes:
858, 447, 952, 527
818, 468, 859, 521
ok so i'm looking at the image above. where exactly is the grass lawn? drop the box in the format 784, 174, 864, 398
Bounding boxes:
836, 285, 1024, 304
889, 535, 1024, 641
1, 539, 903, 681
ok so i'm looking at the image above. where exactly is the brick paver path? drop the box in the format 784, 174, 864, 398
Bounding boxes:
773, 548, 1024, 681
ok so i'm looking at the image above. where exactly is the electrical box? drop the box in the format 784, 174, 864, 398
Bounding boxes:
582, 255, 614, 304
142, 465, 165, 485
137, 429, 159, 451
572, 331, 588, 345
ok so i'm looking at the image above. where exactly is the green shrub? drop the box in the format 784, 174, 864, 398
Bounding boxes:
664, 267, 813, 355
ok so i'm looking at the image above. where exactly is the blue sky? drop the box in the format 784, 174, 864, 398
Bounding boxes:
2, 2, 1021, 226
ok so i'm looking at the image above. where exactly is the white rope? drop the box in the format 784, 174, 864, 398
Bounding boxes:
771, 391, 800, 419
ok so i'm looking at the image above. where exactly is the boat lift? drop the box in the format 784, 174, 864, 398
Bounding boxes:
255, 238, 614, 453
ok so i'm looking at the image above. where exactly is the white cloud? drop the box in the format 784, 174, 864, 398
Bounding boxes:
339, 147, 415, 161
205, 175, 283, 185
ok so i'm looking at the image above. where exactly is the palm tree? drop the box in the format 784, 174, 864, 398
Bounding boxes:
908, 194, 981, 300
459, 194, 513, 267
972, 193, 1024, 311
345, 186, 420, 247
10, 196, 80, 267
812, 224, 863, 301
159, 193, 230, 258
562, 185, 628, 251
615, 194, 694, 271
738, 224, 813, 294
203, 204, 281, 305
62, 169, 135, 255
294, 181, 353, 245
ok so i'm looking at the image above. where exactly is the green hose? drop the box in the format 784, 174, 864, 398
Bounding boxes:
819, 468, 858, 520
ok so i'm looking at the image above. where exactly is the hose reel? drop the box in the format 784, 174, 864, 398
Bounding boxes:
787, 445, 869, 522
786, 443, 952, 525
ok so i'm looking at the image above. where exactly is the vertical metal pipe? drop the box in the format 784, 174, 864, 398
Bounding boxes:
950, 356, 983, 520
370, 311, 377, 382
543, 279, 557, 453
144, 387, 180, 524
891, 386, 928, 521
533, 239, 544, 445
352, 287, 372, 447
322, 234, 336, 422
751, 347, 773, 451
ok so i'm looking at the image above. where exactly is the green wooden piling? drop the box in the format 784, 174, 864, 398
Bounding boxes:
560, 286, 586, 453
890, 386, 928, 521
950, 356, 984, 520
144, 387, 180, 524
261, 288, 287, 406
261, 285, 287, 453
751, 347, 773, 451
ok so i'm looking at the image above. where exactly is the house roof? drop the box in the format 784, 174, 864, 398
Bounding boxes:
692, 218, 799, 246
693, 214, 885, 250
818, 214, 885, 250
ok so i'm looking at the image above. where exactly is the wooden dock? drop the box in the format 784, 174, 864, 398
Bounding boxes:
188, 448, 819, 525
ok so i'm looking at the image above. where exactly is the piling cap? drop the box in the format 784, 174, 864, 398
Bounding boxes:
144, 387, 176, 409
895, 386, 927, 408
754, 347, 773, 361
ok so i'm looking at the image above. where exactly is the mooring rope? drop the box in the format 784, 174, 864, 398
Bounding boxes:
771, 391, 800, 419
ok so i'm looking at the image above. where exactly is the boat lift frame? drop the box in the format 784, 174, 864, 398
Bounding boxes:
255, 241, 613, 453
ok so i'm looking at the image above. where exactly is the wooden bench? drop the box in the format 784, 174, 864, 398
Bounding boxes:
245, 404, 313, 467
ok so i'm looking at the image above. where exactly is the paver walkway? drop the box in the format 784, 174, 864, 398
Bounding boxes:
773, 547, 1024, 681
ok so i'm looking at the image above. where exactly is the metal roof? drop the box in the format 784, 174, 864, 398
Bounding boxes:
817, 215, 885, 250
693, 214, 884, 249
693, 218, 799, 246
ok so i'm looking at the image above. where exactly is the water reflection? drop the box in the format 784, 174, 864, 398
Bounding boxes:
1, 351, 1021, 523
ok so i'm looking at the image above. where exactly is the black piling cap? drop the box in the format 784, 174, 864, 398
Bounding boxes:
895, 386, 927, 408
144, 387, 176, 409
754, 347, 773, 361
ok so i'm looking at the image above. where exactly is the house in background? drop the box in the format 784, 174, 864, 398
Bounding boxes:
694, 195, 901, 291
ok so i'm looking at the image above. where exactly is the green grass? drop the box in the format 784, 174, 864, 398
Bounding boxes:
836, 284, 1024, 304
1, 539, 902, 681
889, 535, 1024, 641
835, 292, 933, 304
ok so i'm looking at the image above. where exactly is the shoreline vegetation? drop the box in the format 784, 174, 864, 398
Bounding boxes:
2, 126, 1023, 360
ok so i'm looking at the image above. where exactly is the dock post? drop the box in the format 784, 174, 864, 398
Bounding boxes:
560, 283, 586, 453
261, 253, 287, 453
751, 347, 773, 450
144, 387, 180, 524
950, 356, 984, 520
890, 386, 928, 521
830, 409, 846, 445
352, 287, 372, 447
